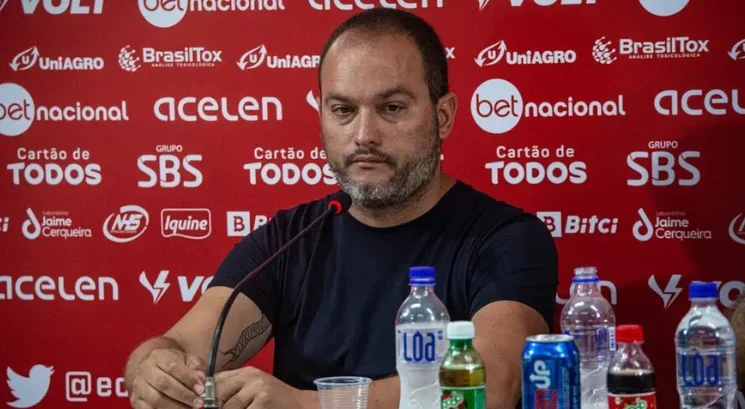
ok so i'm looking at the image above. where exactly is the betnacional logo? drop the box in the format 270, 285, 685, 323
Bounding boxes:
626, 141, 700, 187
537, 212, 618, 238
18, 0, 103, 14
632, 208, 712, 242
479, 0, 595, 10
484, 145, 587, 185
237, 45, 319, 70
0, 83, 129, 137
138, 0, 285, 28
137, 145, 202, 188
10, 46, 105, 72
730, 213, 745, 245
309, 0, 443, 11
0, 275, 119, 301
118, 45, 223, 71
730, 39, 745, 61
102, 205, 149, 243
654, 89, 744, 116
475, 40, 576, 66
8, 147, 102, 186
592, 36, 709, 64
153, 95, 282, 122
638, 0, 689, 17
470, 78, 625, 134
22, 208, 92, 240
161, 208, 211, 239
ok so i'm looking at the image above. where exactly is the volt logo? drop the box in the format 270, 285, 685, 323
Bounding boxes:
139, 270, 170, 304
648, 274, 683, 309
139, 270, 213, 303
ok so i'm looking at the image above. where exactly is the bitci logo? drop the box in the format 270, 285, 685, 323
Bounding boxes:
161, 208, 211, 240
227, 211, 269, 237
103, 205, 149, 243
730, 213, 745, 245
536, 211, 618, 237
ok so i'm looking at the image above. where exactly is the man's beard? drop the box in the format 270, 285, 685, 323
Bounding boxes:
324, 117, 441, 209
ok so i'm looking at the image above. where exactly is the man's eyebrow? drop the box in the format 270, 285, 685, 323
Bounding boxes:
324, 86, 417, 105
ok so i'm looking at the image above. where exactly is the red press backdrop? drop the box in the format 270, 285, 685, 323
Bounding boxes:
0, 0, 744, 408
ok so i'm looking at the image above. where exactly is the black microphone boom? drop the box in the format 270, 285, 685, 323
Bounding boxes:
202, 191, 351, 408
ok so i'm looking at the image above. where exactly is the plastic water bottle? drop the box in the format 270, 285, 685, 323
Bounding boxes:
560, 266, 616, 409
395, 266, 450, 409
675, 281, 738, 409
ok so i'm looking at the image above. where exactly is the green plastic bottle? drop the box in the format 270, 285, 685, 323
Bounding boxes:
439, 321, 486, 409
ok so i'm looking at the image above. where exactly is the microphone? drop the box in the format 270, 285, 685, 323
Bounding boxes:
202, 191, 352, 408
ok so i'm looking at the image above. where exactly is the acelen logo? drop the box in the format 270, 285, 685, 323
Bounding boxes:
730, 213, 745, 245
161, 208, 211, 240
10, 46, 105, 71
153, 95, 282, 122
19, 0, 103, 14
638, 0, 689, 17
310, 0, 443, 11
102, 205, 149, 243
479, 0, 595, 10
655, 88, 744, 116
139, 270, 213, 303
475, 40, 576, 66
137, 145, 202, 188
0, 275, 119, 301
626, 141, 700, 187
138, 0, 285, 28
471, 78, 625, 134
0, 83, 129, 137
537, 211, 618, 238
649, 274, 745, 309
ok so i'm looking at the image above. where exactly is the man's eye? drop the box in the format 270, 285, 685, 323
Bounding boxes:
333, 106, 352, 115
386, 104, 403, 113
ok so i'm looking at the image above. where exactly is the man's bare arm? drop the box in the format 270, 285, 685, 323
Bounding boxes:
472, 300, 550, 409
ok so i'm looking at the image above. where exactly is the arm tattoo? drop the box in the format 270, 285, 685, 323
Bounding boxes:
219, 314, 270, 367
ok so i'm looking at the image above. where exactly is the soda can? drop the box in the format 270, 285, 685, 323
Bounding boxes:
521, 334, 580, 409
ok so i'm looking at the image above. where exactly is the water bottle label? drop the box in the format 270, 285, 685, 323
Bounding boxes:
677, 351, 732, 387
608, 392, 656, 409
442, 386, 485, 409
396, 326, 446, 364
563, 327, 614, 353
608, 326, 617, 352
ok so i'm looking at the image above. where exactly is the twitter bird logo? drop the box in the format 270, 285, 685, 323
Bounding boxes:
6, 365, 54, 408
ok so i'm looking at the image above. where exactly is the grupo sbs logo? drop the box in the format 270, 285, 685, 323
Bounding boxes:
139, 0, 285, 28
638, 0, 689, 17
103, 205, 149, 243
471, 78, 625, 134
0, 83, 129, 137
626, 141, 700, 187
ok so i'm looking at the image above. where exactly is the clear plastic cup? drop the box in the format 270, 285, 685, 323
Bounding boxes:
313, 376, 372, 409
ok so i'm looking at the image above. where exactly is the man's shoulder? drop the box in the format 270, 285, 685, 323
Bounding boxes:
268, 191, 338, 230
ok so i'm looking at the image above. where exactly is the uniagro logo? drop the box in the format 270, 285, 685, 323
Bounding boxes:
103, 205, 149, 243
9, 46, 105, 72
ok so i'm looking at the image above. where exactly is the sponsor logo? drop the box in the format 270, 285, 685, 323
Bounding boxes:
638, 0, 689, 17
0, 217, 9, 233
537, 211, 618, 238
730, 39, 745, 61
227, 211, 269, 237
244, 146, 336, 186
10, 46, 104, 72
102, 205, 149, 243
139, 270, 212, 303
310, 0, 443, 10
161, 208, 211, 239
633, 208, 712, 242
0, 83, 129, 137
237, 45, 319, 70
119, 45, 223, 71
479, 0, 595, 9
475, 40, 576, 66
306, 91, 320, 111
0, 275, 119, 301
137, 145, 202, 188
8, 147, 102, 186
627, 141, 700, 187
655, 89, 744, 116
65, 371, 127, 402
471, 78, 624, 134
6, 365, 53, 408
649, 274, 745, 309
139, 0, 285, 28
22, 208, 92, 240
485, 144, 587, 185
730, 213, 745, 245
0, 0, 8, 13
154, 95, 282, 122
20, 0, 103, 14
592, 36, 708, 64
556, 279, 617, 305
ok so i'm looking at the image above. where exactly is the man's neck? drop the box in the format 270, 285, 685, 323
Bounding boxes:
348, 172, 456, 228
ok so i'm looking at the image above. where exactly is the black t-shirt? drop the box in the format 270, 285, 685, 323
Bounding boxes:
209, 180, 558, 390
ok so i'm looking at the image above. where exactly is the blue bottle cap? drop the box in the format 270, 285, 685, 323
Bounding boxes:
571, 266, 599, 283
409, 266, 435, 285
689, 281, 717, 300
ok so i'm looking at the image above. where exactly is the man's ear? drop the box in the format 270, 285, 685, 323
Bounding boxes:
437, 92, 458, 141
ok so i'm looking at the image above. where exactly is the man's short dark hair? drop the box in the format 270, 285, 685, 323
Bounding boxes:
318, 8, 449, 104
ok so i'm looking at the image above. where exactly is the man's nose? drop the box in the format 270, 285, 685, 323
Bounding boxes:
354, 109, 382, 147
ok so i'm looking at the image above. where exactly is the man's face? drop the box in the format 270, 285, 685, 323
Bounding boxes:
318, 32, 441, 209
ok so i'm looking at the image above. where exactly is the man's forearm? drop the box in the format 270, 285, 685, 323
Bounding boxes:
124, 336, 184, 391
